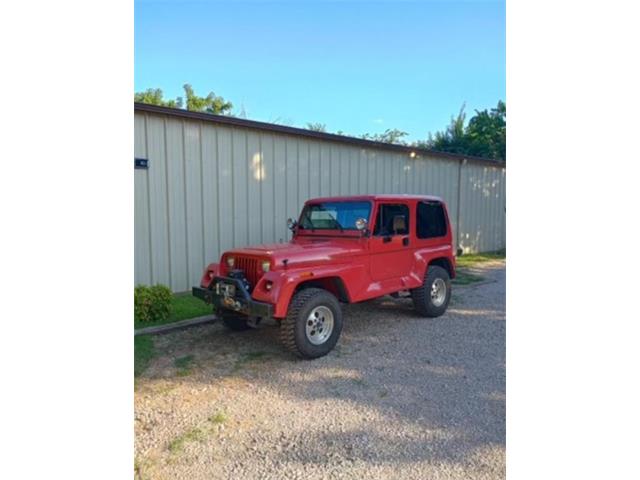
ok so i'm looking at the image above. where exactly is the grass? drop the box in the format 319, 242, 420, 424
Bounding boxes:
452, 249, 506, 285
134, 293, 212, 377
134, 294, 211, 377
168, 412, 228, 454
455, 249, 506, 269
174, 355, 195, 377
134, 335, 155, 377
134, 292, 213, 330
134, 456, 153, 480
209, 412, 227, 424
168, 427, 206, 453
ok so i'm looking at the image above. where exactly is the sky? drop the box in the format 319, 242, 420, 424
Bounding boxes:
135, 0, 505, 143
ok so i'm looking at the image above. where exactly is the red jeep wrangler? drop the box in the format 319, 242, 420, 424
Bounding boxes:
193, 195, 455, 359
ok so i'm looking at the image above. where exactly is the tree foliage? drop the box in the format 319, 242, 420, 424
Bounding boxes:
134, 84, 233, 115
306, 122, 327, 132
182, 84, 233, 114
361, 128, 409, 145
466, 101, 506, 161
418, 101, 506, 161
134, 284, 172, 324
134, 88, 180, 108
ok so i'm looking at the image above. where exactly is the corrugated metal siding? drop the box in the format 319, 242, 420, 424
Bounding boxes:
135, 111, 506, 291
458, 162, 506, 254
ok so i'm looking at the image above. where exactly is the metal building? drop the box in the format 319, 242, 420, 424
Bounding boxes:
134, 103, 506, 292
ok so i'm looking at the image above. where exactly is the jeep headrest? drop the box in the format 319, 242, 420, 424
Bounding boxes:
392, 215, 406, 233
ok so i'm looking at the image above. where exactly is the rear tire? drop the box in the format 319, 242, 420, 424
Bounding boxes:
280, 288, 343, 359
411, 265, 451, 317
221, 313, 251, 331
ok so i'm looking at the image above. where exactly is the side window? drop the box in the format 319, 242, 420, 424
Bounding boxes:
417, 201, 447, 239
373, 204, 410, 236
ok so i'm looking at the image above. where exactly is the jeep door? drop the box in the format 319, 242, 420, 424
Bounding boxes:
369, 202, 413, 281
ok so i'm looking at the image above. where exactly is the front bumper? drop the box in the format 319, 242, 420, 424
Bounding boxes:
192, 276, 273, 318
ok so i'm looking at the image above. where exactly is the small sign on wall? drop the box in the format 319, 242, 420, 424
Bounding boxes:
135, 158, 149, 169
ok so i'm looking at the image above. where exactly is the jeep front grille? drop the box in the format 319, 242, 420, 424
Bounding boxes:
234, 256, 262, 288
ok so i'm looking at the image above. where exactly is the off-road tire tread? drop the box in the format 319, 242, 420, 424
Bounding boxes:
411, 265, 451, 317
280, 288, 341, 359
280, 288, 323, 356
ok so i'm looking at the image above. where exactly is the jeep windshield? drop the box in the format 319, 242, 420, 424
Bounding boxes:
298, 201, 371, 233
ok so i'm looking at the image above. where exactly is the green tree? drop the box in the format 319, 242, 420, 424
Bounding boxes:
417, 101, 506, 161
134, 88, 180, 108
182, 84, 233, 114
306, 122, 327, 132
466, 101, 506, 161
415, 104, 469, 154
134, 84, 233, 115
361, 128, 409, 145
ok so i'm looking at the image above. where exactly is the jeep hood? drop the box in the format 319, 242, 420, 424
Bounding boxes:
226, 238, 366, 269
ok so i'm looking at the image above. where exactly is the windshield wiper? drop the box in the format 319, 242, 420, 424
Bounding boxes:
327, 214, 344, 232
301, 212, 315, 232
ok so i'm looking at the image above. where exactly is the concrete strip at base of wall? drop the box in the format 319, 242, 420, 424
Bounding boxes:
135, 314, 218, 336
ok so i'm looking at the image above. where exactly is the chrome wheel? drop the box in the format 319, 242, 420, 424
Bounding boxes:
430, 278, 447, 307
305, 306, 334, 345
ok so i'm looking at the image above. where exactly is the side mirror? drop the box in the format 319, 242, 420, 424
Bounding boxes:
287, 218, 298, 231
355, 218, 370, 237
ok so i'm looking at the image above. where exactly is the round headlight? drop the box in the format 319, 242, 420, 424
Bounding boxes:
226, 256, 235, 268
261, 260, 270, 272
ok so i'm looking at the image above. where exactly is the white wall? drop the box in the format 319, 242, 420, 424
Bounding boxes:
135, 110, 506, 291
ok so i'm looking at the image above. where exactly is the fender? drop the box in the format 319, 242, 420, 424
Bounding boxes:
412, 245, 456, 282
251, 263, 365, 318
199, 262, 221, 288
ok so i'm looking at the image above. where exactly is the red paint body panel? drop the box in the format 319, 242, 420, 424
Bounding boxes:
199, 262, 221, 288
199, 195, 456, 319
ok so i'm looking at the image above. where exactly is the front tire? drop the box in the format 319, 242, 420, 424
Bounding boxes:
411, 265, 452, 317
280, 288, 343, 359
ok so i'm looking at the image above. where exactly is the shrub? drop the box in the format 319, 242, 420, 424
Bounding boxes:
135, 284, 172, 324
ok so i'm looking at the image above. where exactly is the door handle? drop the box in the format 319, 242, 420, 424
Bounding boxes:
402, 237, 409, 246
383, 235, 392, 243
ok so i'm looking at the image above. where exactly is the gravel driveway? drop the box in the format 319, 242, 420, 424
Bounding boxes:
135, 261, 505, 479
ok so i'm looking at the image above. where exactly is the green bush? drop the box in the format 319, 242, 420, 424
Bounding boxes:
135, 284, 172, 324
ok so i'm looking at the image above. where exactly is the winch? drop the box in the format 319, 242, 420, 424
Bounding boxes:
228, 269, 252, 292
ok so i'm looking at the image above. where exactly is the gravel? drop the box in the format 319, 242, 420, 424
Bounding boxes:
135, 261, 505, 479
